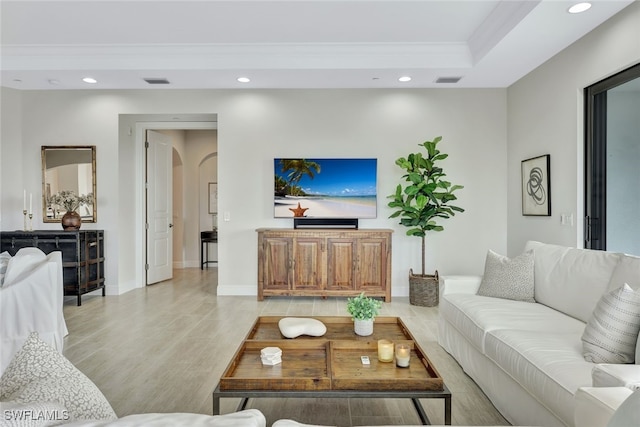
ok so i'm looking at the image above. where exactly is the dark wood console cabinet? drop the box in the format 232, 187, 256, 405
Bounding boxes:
0, 230, 105, 306
257, 228, 392, 301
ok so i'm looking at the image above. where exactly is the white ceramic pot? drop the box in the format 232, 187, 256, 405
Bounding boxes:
354, 318, 373, 336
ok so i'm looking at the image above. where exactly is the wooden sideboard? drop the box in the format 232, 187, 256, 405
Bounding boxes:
0, 230, 105, 306
257, 228, 392, 301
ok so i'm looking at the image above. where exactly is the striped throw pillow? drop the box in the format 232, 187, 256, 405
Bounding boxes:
582, 284, 640, 364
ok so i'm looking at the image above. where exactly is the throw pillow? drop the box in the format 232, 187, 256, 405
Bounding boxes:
0, 251, 10, 287
477, 249, 535, 303
0, 332, 117, 422
607, 388, 640, 427
582, 284, 640, 364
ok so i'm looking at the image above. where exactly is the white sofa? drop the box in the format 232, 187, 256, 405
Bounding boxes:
438, 241, 640, 427
0, 247, 68, 374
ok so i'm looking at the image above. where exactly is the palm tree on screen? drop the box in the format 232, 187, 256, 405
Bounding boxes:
279, 159, 321, 196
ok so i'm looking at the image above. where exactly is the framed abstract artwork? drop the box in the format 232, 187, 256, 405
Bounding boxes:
521, 154, 551, 216
208, 182, 218, 214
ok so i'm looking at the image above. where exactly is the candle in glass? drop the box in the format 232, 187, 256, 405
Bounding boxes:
395, 344, 411, 367
377, 339, 394, 362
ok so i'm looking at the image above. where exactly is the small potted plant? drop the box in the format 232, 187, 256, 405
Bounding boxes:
346, 292, 382, 336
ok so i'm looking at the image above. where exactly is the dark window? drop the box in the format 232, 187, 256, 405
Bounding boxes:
584, 63, 640, 253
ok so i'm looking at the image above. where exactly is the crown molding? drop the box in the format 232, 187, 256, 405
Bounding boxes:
1, 42, 472, 71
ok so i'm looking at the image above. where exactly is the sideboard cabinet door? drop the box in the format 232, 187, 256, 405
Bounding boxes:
260, 236, 292, 292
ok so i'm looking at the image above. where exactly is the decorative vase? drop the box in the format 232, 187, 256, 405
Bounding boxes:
409, 269, 439, 307
61, 211, 82, 231
354, 318, 374, 336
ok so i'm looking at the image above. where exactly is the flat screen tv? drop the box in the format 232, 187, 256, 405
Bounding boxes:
274, 158, 377, 219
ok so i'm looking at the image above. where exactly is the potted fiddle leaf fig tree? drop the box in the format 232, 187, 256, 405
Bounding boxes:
387, 136, 464, 307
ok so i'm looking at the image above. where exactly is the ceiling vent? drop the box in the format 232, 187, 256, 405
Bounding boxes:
435, 76, 462, 84
143, 78, 171, 85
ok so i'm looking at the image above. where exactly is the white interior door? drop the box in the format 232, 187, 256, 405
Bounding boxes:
146, 130, 173, 284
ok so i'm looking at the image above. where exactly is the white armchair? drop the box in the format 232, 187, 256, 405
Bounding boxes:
0, 247, 68, 374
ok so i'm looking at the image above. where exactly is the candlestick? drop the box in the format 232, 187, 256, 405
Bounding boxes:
23, 209, 28, 231
23, 190, 26, 211
29, 193, 33, 215
377, 339, 394, 363
395, 344, 411, 368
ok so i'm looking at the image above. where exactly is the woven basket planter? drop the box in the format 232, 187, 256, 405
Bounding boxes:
409, 269, 439, 307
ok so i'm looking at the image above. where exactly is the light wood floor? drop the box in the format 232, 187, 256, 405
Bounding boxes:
62, 268, 509, 426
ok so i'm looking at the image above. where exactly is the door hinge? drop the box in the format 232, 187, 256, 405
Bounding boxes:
145, 141, 149, 149
145, 222, 149, 230
145, 263, 149, 271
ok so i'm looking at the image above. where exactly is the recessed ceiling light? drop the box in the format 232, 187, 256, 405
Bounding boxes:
82, 77, 97, 84
568, 2, 592, 13
237, 77, 250, 83
48, 79, 60, 85
398, 76, 412, 82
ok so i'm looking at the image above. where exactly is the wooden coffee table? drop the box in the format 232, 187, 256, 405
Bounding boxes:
212, 316, 451, 425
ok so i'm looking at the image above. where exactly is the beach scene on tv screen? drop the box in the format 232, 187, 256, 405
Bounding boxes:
274, 158, 377, 218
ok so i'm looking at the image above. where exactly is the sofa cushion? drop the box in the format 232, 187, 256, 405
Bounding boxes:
61, 410, 267, 426
3, 247, 47, 286
608, 254, 640, 292
524, 241, 620, 323
582, 284, 640, 364
477, 250, 535, 303
0, 332, 117, 422
607, 388, 640, 427
592, 364, 640, 389
485, 329, 594, 425
440, 293, 585, 354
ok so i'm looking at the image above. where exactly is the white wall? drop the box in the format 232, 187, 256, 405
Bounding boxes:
0, 87, 24, 227
1, 88, 507, 297
188, 130, 217, 267
157, 129, 186, 267
506, 2, 640, 255
199, 146, 218, 266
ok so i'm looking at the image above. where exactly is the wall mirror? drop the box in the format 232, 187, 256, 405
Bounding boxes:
42, 145, 97, 223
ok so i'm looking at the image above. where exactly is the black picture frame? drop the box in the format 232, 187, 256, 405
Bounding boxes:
521, 154, 551, 216
208, 182, 217, 214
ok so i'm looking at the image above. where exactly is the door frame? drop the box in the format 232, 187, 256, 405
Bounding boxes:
584, 63, 640, 249
134, 121, 218, 289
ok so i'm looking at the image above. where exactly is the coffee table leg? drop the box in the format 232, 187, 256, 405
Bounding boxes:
236, 397, 250, 412
212, 393, 220, 415
411, 398, 431, 425
445, 395, 452, 425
